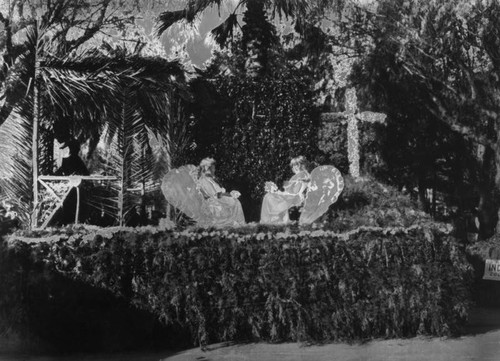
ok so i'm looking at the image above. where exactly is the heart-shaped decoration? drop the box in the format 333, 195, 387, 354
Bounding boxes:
299, 165, 344, 224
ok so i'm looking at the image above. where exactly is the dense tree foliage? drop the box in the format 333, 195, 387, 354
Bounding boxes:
349, 0, 500, 238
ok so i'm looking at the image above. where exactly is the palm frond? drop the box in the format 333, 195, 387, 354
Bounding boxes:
39, 67, 119, 109
270, 0, 310, 19
98, 87, 158, 226
0, 108, 33, 224
0, 39, 36, 128
43, 52, 182, 77
0, 22, 60, 225
211, 13, 239, 48
0, 22, 91, 129
156, 10, 189, 37
293, 19, 329, 56
156, 0, 225, 36
38, 51, 190, 159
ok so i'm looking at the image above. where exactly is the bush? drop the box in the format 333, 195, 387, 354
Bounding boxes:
7, 222, 473, 347
317, 176, 432, 233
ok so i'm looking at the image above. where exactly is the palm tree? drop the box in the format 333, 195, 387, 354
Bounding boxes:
0, 21, 191, 228
156, 0, 311, 38
156, 0, 311, 77
1, 0, 115, 128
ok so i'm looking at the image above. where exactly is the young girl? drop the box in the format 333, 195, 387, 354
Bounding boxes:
197, 157, 245, 227
260, 156, 310, 224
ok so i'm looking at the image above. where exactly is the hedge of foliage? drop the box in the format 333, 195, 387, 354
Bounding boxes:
6, 221, 473, 347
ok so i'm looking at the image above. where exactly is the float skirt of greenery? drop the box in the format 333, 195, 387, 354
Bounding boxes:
6, 223, 472, 346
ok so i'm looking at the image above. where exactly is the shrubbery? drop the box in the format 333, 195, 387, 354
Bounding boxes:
318, 176, 434, 233
6, 221, 472, 347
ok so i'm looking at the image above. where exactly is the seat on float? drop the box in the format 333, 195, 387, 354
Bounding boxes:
161, 165, 212, 226
299, 165, 344, 224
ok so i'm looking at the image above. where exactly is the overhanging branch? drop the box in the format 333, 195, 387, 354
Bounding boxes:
427, 95, 495, 148
63, 0, 112, 53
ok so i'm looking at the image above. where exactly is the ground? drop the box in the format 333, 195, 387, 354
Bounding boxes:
1, 307, 500, 361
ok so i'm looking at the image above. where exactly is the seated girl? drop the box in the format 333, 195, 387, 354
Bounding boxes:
197, 158, 245, 227
260, 156, 310, 224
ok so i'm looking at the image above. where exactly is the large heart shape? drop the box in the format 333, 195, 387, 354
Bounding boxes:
299, 165, 344, 224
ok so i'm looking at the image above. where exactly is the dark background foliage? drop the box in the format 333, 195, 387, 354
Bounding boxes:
349, 27, 481, 225
347, 0, 500, 238
188, 42, 321, 221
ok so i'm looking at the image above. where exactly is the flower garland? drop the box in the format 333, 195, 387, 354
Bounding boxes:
345, 88, 361, 179
7, 222, 453, 246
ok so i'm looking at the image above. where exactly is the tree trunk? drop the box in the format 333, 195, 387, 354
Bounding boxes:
477, 146, 499, 239
495, 141, 500, 235
418, 172, 429, 213
241, 0, 276, 77
477, 187, 497, 239
432, 172, 437, 217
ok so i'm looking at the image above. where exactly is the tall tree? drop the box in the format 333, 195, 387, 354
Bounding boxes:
239, 0, 277, 77
353, 0, 500, 238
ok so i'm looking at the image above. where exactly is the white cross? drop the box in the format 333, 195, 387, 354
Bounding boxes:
343, 88, 387, 180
